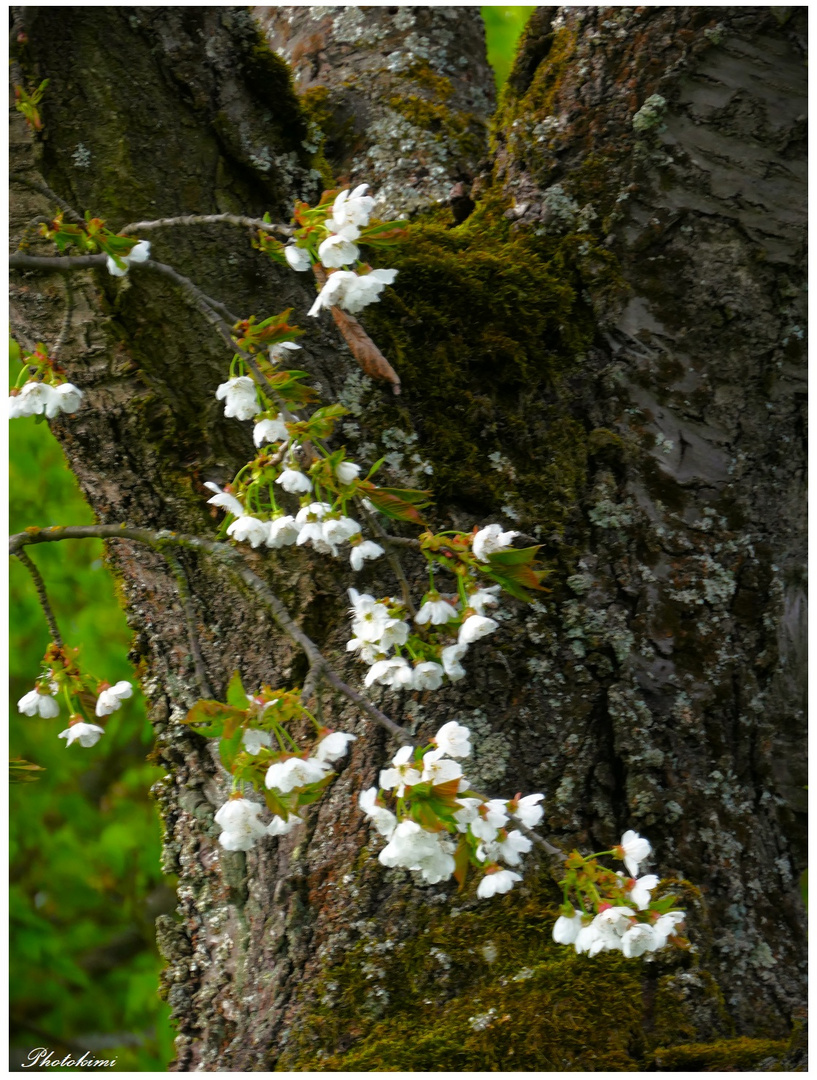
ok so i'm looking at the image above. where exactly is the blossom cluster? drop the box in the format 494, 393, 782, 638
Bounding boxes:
347, 582, 503, 692
551, 830, 687, 957
199, 680, 359, 851
274, 184, 401, 317
358, 720, 544, 898
17, 642, 132, 749
9, 343, 84, 420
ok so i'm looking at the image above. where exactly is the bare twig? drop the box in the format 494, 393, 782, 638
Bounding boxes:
10, 173, 86, 223
118, 212, 294, 238
51, 277, 75, 361
10, 252, 107, 271
14, 548, 63, 647
356, 499, 416, 616
162, 551, 214, 699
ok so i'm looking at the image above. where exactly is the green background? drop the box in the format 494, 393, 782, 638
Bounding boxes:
8, 10, 533, 1070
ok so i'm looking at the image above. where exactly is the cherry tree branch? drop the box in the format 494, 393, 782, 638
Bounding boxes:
14, 548, 63, 647
118, 212, 294, 238
9, 522, 565, 861
8, 523, 412, 741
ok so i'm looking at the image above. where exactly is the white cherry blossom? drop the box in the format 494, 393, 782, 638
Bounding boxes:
284, 243, 312, 271
335, 460, 361, 486
318, 233, 359, 268
265, 756, 330, 793
266, 515, 300, 548
95, 680, 133, 717
359, 787, 398, 839
216, 376, 258, 421
472, 523, 519, 562
618, 830, 652, 877
415, 597, 458, 626
18, 688, 60, 718
59, 722, 105, 748
227, 515, 269, 548
253, 415, 290, 447
434, 721, 472, 759
276, 467, 313, 494
350, 540, 385, 571
477, 868, 522, 899
440, 643, 468, 682
331, 184, 375, 231
458, 614, 499, 646
106, 239, 150, 276
242, 729, 273, 755
314, 731, 357, 764
214, 798, 269, 851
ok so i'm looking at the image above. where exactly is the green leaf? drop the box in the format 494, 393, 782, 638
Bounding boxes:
183, 699, 246, 739
219, 725, 245, 771
485, 544, 541, 567
226, 670, 250, 710
363, 484, 432, 524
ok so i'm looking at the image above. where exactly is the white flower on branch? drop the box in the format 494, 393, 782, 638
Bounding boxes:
318, 233, 360, 268
265, 755, 330, 794
18, 687, 60, 718
95, 680, 133, 717
276, 467, 313, 494
214, 797, 269, 851
350, 539, 385, 571
420, 748, 462, 785
242, 728, 273, 755
253, 415, 290, 447
359, 787, 397, 840
511, 793, 545, 829
58, 721, 105, 748
617, 829, 652, 877
314, 731, 357, 764
265, 515, 300, 548
379, 745, 422, 796
204, 482, 244, 518
458, 613, 499, 645
284, 242, 312, 272
335, 460, 361, 486
106, 239, 150, 277
216, 376, 258, 421
10, 381, 84, 419
412, 661, 445, 691
472, 523, 519, 562
415, 597, 459, 626
433, 720, 472, 759
440, 643, 468, 682
307, 268, 398, 317
331, 184, 375, 232
227, 515, 269, 548
476, 867, 522, 899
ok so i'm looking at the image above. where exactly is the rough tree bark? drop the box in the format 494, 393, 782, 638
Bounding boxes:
10, 6, 806, 1071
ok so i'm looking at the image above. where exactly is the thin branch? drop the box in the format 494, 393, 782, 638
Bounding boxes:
10, 252, 107, 271
142, 259, 240, 326
51, 277, 75, 361
162, 551, 214, 699
10, 173, 86, 223
8, 523, 412, 742
118, 212, 294, 238
14, 548, 63, 647
357, 499, 416, 616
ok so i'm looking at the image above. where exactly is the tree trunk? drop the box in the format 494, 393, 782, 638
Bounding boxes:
10, 6, 806, 1071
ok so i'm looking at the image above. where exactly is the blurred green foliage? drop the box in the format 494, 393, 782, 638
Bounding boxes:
482, 6, 536, 88
8, 13, 531, 1070
9, 418, 174, 1070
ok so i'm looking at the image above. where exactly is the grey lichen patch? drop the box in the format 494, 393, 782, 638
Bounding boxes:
632, 93, 668, 134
